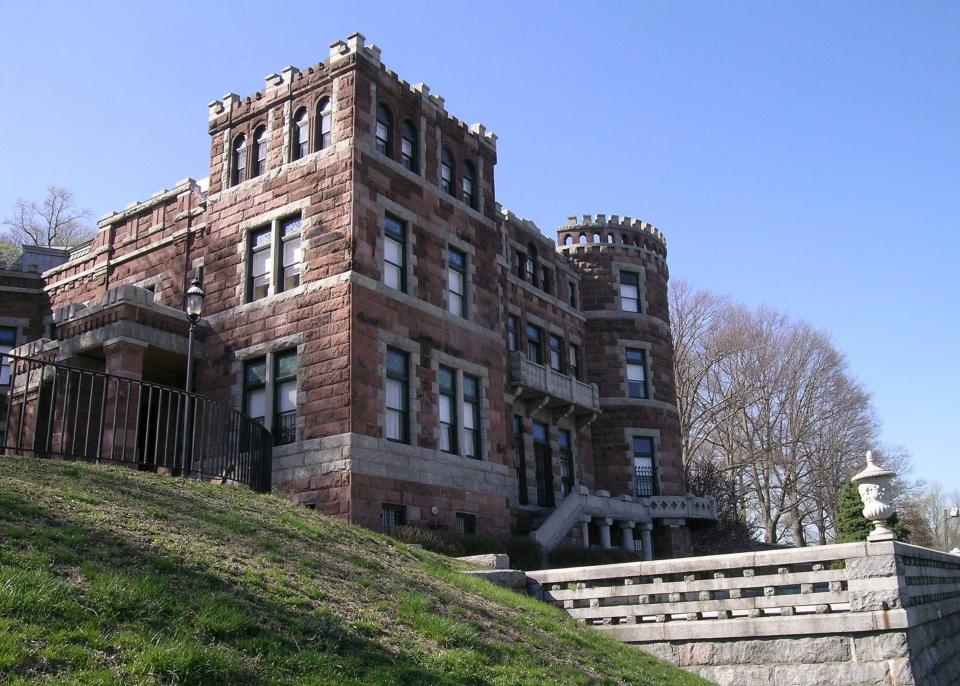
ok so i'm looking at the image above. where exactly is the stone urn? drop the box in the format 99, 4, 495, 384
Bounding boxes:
851, 451, 898, 542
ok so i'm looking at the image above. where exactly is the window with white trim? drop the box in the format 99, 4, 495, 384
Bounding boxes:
383, 215, 407, 292
316, 98, 332, 151
548, 334, 563, 372
620, 271, 640, 312
462, 374, 480, 459
440, 146, 455, 196
376, 103, 393, 157
632, 436, 657, 496
385, 348, 409, 443
438, 366, 457, 454
626, 348, 649, 399
447, 248, 466, 317
243, 348, 298, 445
246, 214, 303, 302
400, 119, 418, 172
231, 134, 246, 186
292, 107, 309, 161
252, 126, 268, 178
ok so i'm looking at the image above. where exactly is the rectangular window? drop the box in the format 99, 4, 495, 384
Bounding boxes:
620, 271, 640, 312
447, 248, 466, 317
375, 122, 390, 156
280, 217, 302, 292
438, 366, 457, 454
558, 428, 574, 498
507, 315, 519, 352
462, 374, 480, 459
626, 348, 648, 399
633, 436, 657, 497
525, 254, 536, 286
569, 343, 580, 380
515, 251, 526, 280
385, 348, 409, 443
440, 162, 453, 194
513, 415, 528, 505
248, 226, 272, 301
540, 267, 551, 295
526, 324, 543, 365
401, 137, 415, 170
569, 280, 578, 309
383, 215, 406, 293
0, 327, 16, 387
548, 335, 563, 372
381, 503, 406, 531
273, 350, 298, 445
243, 357, 268, 425
533, 421, 554, 507
455, 512, 477, 536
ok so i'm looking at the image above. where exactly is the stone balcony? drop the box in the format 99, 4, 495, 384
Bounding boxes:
509, 352, 599, 421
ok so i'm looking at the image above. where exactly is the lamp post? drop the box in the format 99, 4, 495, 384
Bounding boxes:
182, 276, 204, 477
945, 506, 960, 552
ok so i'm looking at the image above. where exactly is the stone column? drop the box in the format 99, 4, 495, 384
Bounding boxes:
580, 515, 591, 548
102, 338, 148, 462
598, 517, 613, 549
619, 520, 636, 552
641, 522, 654, 561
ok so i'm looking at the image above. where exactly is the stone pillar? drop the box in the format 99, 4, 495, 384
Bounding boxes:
641, 522, 654, 561
619, 520, 636, 552
580, 515, 591, 548
653, 518, 692, 558
598, 517, 613, 549
102, 339, 147, 462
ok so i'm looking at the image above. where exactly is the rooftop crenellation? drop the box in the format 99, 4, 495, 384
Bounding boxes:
561, 213, 666, 247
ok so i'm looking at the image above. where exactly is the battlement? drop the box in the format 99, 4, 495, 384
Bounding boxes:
206, 32, 497, 152
557, 213, 667, 251
97, 178, 205, 228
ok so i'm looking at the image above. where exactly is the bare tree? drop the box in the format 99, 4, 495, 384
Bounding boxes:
2, 185, 93, 248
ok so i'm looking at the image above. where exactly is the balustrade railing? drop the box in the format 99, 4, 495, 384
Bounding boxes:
0, 353, 272, 492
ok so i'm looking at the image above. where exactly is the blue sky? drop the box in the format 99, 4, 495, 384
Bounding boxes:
1, 2, 957, 491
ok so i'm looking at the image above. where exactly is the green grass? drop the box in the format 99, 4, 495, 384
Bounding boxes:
0, 457, 710, 685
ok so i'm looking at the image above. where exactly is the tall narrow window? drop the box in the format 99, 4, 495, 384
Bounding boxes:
383, 215, 406, 292
462, 160, 476, 208
400, 119, 418, 172
558, 429, 574, 498
526, 244, 538, 287
381, 503, 406, 531
462, 374, 480, 459
513, 415, 528, 505
633, 437, 657, 496
273, 350, 298, 445
515, 250, 526, 280
447, 248, 466, 317
438, 366, 457, 454
316, 98, 332, 150
507, 315, 519, 352
440, 146, 455, 196
248, 226, 272, 301
533, 422, 554, 507
385, 348, 409, 443
620, 271, 640, 312
526, 324, 543, 365
0, 327, 16, 386
292, 108, 309, 161
280, 216, 302, 292
568, 280, 578, 309
243, 357, 267, 425
231, 134, 246, 186
376, 103, 393, 157
548, 335, 563, 372
626, 348, 649, 399
569, 343, 580, 380
252, 126, 267, 177
540, 267, 551, 295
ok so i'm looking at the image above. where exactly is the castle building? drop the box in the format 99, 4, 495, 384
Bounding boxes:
0, 33, 714, 559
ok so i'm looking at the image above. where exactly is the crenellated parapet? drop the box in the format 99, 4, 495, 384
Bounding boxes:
206, 32, 497, 152
556, 213, 667, 259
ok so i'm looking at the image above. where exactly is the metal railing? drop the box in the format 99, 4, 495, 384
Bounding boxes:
0, 353, 272, 492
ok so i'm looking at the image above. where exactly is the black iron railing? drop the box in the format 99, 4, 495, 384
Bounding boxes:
0, 353, 272, 492
634, 464, 656, 497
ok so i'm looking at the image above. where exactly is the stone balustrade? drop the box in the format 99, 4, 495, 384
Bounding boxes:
526, 541, 960, 685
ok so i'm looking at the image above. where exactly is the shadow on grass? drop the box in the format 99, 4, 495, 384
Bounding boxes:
0, 484, 478, 685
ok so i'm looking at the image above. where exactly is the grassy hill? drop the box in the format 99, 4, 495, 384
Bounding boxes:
0, 457, 709, 685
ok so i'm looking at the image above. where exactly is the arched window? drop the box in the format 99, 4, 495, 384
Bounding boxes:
375, 103, 393, 157
593, 232, 601, 243
563, 235, 573, 246
578, 234, 587, 244
251, 126, 267, 178
231, 134, 246, 186
462, 160, 477, 209
292, 108, 309, 161
400, 119, 418, 172
440, 146, 455, 196
316, 98, 332, 150
607, 234, 614, 244
526, 243, 538, 288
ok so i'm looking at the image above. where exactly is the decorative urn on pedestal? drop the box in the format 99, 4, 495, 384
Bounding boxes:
851, 450, 898, 542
